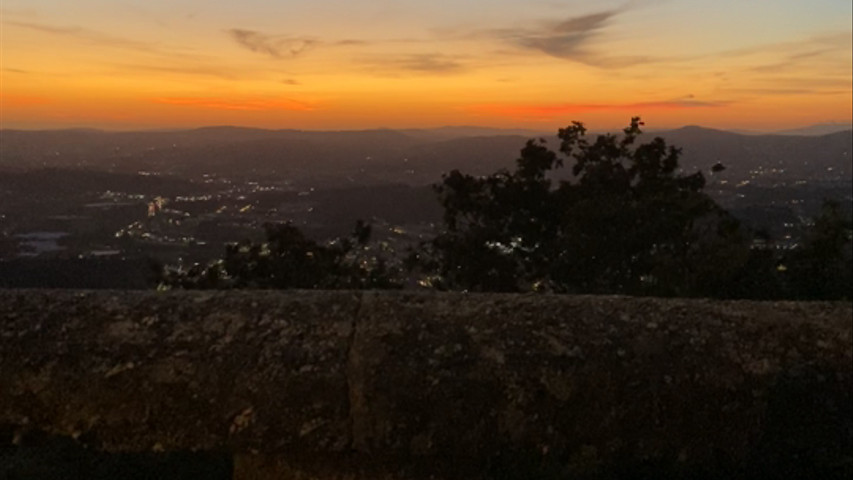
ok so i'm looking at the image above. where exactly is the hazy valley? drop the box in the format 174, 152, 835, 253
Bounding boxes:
1, 124, 850, 288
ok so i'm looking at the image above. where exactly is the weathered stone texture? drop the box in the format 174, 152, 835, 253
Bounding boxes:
1, 290, 358, 456
1, 290, 851, 478
351, 293, 851, 478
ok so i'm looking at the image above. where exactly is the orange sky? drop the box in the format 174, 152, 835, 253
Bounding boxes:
1, 0, 851, 131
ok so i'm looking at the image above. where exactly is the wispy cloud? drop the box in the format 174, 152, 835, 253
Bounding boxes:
5, 20, 158, 53
153, 96, 315, 111
716, 32, 851, 59
757, 76, 853, 89
453, 8, 850, 72
228, 29, 318, 59
513, 10, 619, 59
336, 39, 368, 46
706, 33, 852, 97
226, 29, 374, 61
107, 62, 245, 80
458, 5, 664, 68
364, 53, 467, 74
747, 51, 829, 73
224, 10, 646, 71
717, 87, 848, 96
468, 97, 727, 119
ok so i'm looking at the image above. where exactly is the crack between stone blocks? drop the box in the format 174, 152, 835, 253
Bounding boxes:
344, 290, 367, 454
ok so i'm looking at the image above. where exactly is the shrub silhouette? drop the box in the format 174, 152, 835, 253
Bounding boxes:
160, 220, 399, 290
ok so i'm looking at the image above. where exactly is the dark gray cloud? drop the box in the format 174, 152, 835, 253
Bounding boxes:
553, 10, 615, 33
525, 10, 624, 62
478, 7, 656, 68
228, 28, 318, 59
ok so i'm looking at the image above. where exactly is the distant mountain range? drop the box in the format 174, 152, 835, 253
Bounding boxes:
1, 124, 850, 188
771, 123, 853, 136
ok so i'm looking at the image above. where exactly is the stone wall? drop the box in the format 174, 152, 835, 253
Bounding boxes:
1, 290, 851, 479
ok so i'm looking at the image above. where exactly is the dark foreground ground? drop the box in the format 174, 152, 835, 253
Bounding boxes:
1, 290, 850, 480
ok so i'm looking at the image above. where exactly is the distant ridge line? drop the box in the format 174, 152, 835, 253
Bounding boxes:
1, 123, 851, 138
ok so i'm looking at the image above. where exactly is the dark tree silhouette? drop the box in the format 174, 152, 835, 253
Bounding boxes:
160, 220, 400, 290
784, 200, 853, 300
415, 118, 750, 296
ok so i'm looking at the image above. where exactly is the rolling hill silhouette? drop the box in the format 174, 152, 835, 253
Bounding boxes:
1, 125, 849, 187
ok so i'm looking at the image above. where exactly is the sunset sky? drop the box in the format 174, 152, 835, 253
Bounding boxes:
1, 0, 851, 131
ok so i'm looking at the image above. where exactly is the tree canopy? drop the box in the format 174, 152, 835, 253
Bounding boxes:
783, 200, 853, 300
414, 118, 750, 296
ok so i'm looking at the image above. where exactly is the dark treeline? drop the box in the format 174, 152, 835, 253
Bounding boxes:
161, 119, 852, 301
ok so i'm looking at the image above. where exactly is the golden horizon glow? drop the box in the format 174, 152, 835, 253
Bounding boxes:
1, 0, 851, 131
